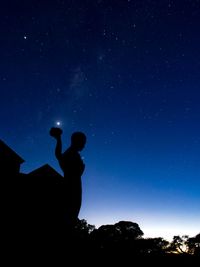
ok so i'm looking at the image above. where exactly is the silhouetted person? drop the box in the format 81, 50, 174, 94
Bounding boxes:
50, 127, 86, 229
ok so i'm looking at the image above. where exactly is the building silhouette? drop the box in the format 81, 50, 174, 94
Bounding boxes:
28, 163, 63, 184
0, 139, 64, 240
0, 139, 24, 177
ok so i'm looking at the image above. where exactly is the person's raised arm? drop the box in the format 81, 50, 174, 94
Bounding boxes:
49, 127, 63, 160
55, 135, 62, 160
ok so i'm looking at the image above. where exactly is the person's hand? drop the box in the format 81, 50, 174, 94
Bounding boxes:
49, 127, 63, 139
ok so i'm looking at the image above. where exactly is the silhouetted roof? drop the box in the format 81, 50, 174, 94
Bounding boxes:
0, 139, 24, 164
28, 164, 63, 180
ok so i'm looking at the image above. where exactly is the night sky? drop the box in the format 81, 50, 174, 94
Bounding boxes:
1, 0, 200, 240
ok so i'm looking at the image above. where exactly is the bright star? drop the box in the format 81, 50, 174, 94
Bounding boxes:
56, 121, 61, 126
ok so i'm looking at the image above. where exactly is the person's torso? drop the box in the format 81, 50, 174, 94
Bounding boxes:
59, 147, 85, 179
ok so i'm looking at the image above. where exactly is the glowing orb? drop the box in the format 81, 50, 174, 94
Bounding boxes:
56, 121, 61, 126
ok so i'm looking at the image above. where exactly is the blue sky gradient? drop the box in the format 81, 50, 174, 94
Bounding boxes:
1, 0, 199, 240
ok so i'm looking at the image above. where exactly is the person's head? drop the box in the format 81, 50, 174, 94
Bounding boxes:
71, 131, 86, 151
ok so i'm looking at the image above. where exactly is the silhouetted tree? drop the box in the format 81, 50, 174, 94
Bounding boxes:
90, 220, 143, 254
186, 233, 200, 256
75, 219, 96, 233
139, 237, 169, 255
168, 235, 189, 254
114, 221, 144, 239
61, 219, 95, 252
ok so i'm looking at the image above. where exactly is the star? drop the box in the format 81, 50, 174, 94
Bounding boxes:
56, 121, 61, 126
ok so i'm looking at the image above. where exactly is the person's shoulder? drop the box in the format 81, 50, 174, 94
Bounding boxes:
63, 147, 78, 158
62, 147, 70, 157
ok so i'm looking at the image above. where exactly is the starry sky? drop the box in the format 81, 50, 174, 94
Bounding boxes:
1, 0, 200, 240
